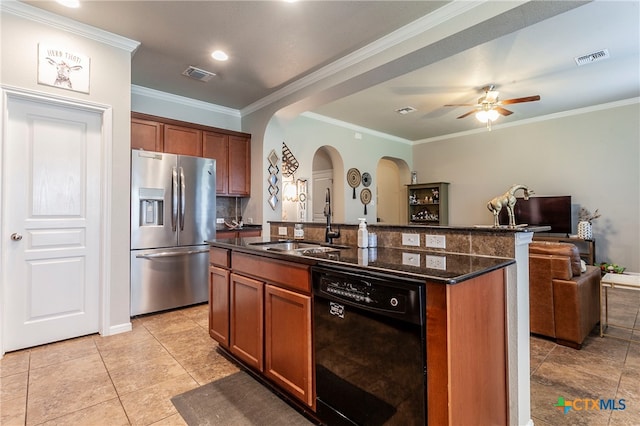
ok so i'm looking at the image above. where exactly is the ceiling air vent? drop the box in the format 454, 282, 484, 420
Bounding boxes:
574, 49, 610, 66
182, 66, 216, 82
395, 106, 417, 115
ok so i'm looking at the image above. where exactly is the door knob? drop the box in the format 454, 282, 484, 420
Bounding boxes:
10, 233, 22, 241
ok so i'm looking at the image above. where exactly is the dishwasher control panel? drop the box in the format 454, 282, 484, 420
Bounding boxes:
318, 275, 408, 313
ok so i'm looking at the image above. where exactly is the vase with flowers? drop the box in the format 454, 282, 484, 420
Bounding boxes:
577, 207, 600, 240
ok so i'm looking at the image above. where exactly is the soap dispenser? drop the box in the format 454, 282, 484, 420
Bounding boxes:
357, 218, 369, 248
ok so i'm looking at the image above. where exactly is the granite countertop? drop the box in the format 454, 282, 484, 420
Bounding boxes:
207, 236, 514, 284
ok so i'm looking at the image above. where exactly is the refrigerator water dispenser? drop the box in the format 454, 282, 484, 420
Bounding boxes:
138, 188, 164, 226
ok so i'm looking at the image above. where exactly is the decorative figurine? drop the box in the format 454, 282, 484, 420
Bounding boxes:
487, 184, 534, 228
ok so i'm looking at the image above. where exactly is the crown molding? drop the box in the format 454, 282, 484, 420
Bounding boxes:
1, 0, 140, 53
131, 85, 241, 118
414, 97, 640, 145
301, 112, 412, 145
241, 0, 488, 116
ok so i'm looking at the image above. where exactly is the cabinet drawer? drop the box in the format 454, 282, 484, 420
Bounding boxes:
232, 252, 310, 293
210, 247, 230, 268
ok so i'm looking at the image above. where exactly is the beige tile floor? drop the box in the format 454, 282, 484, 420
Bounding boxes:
530, 287, 640, 426
1, 288, 639, 426
0, 304, 239, 426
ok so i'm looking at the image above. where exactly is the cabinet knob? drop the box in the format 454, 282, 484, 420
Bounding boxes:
10, 233, 23, 241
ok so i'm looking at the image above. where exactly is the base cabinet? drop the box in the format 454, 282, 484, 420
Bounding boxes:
265, 284, 313, 406
208, 248, 314, 408
208, 265, 230, 347
230, 273, 264, 371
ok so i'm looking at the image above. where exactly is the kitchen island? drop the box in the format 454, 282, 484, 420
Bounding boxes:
208, 232, 521, 425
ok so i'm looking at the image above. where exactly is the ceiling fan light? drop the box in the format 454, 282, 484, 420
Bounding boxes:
476, 110, 489, 123
476, 109, 499, 123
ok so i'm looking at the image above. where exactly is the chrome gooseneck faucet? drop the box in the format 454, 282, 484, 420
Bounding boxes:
324, 188, 341, 244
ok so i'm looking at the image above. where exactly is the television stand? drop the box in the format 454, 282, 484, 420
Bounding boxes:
533, 235, 596, 265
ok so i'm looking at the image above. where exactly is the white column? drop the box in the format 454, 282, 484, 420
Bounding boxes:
506, 232, 534, 426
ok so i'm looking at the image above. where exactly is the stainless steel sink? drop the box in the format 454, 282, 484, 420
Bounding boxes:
249, 240, 348, 255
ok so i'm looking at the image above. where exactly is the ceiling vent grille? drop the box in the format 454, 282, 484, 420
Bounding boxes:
395, 106, 417, 115
182, 66, 216, 82
574, 49, 610, 66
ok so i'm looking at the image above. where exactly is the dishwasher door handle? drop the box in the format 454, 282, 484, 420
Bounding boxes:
136, 248, 209, 259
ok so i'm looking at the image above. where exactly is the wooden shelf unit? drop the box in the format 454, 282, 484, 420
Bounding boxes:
407, 182, 449, 225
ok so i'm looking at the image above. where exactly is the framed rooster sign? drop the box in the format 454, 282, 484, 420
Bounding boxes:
38, 44, 90, 94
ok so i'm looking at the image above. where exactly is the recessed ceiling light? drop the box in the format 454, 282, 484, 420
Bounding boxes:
211, 50, 229, 61
56, 0, 80, 8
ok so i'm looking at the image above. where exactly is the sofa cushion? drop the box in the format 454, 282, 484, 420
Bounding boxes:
530, 241, 582, 276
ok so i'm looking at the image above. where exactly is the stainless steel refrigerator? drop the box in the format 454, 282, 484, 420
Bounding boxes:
130, 150, 216, 316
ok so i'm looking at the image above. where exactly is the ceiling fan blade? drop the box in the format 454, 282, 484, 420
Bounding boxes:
500, 95, 541, 105
495, 106, 513, 116
456, 110, 476, 119
444, 103, 475, 107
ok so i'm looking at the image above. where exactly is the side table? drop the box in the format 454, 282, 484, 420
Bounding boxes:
600, 272, 640, 341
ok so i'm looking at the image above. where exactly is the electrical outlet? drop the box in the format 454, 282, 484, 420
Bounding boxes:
425, 234, 446, 249
402, 233, 420, 246
278, 227, 288, 236
402, 252, 421, 267
216, 218, 225, 224
425, 255, 446, 270
246, 217, 253, 224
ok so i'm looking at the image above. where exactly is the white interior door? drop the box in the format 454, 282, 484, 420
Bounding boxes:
312, 170, 333, 223
2, 95, 102, 352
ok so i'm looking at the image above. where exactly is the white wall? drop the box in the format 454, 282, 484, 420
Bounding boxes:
1, 5, 136, 335
412, 100, 640, 271
131, 85, 242, 131
283, 114, 413, 224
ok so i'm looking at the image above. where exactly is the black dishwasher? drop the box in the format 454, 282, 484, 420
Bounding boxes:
312, 266, 426, 426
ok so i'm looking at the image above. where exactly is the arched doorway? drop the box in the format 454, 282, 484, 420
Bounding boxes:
311, 146, 344, 223
376, 157, 410, 224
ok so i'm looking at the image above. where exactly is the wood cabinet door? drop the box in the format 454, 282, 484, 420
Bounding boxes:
264, 284, 313, 407
215, 230, 237, 239
131, 118, 163, 151
230, 273, 264, 371
203, 131, 229, 194
163, 124, 202, 156
209, 266, 230, 347
228, 135, 251, 196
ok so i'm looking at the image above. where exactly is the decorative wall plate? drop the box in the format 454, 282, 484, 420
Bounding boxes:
362, 172, 372, 187
347, 168, 361, 199
360, 188, 372, 214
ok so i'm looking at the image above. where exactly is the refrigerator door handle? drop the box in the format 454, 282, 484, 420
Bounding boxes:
179, 166, 186, 230
135, 248, 209, 259
171, 166, 178, 231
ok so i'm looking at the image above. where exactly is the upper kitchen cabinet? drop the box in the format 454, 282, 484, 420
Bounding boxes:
163, 124, 202, 157
131, 117, 163, 151
203, 132, 251, 196
228, 136, 251, 196
131, 113, 251, 196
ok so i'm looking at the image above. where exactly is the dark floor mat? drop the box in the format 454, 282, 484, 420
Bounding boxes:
171, 371, 314, 426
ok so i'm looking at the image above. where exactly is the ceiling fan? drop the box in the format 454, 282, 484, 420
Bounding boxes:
444, 85, 540, 129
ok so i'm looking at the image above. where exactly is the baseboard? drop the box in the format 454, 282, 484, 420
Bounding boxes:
104, 322, 132, 336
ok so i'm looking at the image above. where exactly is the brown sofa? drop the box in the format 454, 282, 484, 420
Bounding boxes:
529, 241, 601, 349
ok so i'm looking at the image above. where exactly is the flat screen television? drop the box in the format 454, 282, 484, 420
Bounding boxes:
499, 196, 572, 234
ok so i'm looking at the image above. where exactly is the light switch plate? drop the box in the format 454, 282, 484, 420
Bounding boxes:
402, 233, 420, 246
425, 234, 446, 249
278, 227, 288, 236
